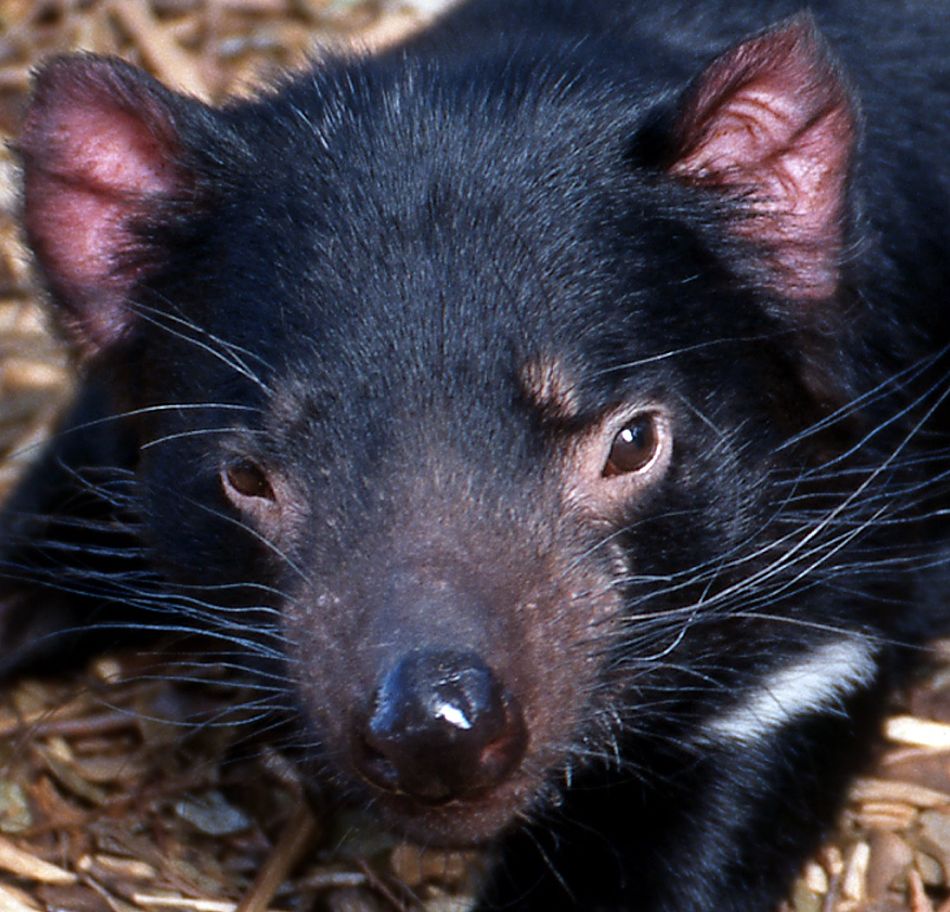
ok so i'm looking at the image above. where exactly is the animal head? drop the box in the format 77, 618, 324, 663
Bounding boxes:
19, 16, 874, 844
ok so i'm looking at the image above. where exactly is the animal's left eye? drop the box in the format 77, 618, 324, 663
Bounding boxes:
603, 414, 659, 476
223, 460, 275, 501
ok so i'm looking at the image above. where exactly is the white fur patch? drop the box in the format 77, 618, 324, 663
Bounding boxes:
705, 639, 878, 744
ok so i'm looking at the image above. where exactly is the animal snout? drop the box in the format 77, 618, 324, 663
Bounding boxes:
353, 649, 527, 803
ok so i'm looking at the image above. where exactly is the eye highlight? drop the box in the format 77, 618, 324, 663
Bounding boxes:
223, 460, 275, 501
603, 414, 660, 477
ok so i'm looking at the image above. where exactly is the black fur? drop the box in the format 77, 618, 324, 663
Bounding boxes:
1, 2, 948, 910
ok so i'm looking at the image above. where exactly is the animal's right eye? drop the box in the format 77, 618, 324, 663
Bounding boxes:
222, 460, 275, 502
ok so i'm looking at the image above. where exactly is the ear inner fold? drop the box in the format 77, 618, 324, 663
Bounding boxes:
670, 14, 857, 302
19, 56, 192, 355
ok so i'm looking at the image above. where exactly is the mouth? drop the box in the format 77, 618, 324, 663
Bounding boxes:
365, 774, 538, 846
292, 730, 543, 846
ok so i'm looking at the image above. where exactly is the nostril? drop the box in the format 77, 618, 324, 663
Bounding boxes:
474, 697, 528, 784
352, 729, 402, 792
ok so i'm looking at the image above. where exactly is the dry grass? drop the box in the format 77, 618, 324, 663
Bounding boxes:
0, 3, 948, 911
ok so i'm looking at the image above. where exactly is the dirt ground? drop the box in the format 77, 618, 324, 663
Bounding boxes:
0, 3, 948, 911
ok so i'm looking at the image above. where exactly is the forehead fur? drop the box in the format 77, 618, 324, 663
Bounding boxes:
520, 355, 580, 422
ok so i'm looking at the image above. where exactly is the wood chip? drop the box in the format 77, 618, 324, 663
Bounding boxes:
852, 801, 918, 829
0, 781, 32, 833
35, 745, 111, 805
852, 777, 950, 808
422, 899, 475, 912
0, 882, 42, 912
234, 804, 316, 912
908, 868, 935, 912
820, 845, 845, 877
840, 842, 869, 901
134, 897, 287, 912
106, 0, 210, 98
84, 878, 141, 912
79, 852, 158, 880
867, 831, 914, 900
0, 835, 77, 885
803, 862, 828, 895
914, 850, 944, 886
887, 716, 950, 751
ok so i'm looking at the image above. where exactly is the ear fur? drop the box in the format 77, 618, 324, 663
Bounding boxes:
19, 55, 203, 357
669, 14, 858, 302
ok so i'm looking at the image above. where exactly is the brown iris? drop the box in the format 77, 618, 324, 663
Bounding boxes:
603, 415, 658, 477
224, 461, 275, 500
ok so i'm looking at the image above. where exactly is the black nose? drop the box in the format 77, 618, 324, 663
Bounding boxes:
353, 649, 527, 803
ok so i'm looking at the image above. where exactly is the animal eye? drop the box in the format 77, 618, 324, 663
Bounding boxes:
603, 414, 659, 477
223, 460, 275, 501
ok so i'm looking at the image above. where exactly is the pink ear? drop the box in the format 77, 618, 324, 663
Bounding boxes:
20, 56, 192, 356
670, 15, 856, 301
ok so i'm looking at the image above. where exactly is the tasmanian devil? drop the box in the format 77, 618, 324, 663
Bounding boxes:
1, 0, 948, 909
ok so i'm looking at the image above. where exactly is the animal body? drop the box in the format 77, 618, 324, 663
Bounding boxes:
1, 0, 948, 909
